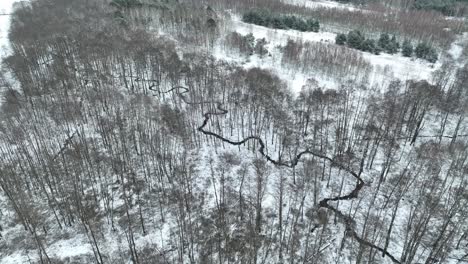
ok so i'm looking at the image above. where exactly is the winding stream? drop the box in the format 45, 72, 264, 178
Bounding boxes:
156, 85, 402, 264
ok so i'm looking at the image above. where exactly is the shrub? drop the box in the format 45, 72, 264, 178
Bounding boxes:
335, 33, 347, 45
306, 19, 320, 32
426, 48, 438, 63
402, 40, 413, 57
388, 35, 400, 54
415, 42, 438, 62
361, 39, 377, 53
255, 38, 269, 56
378, 33, 390, 50
347, 30, 365, 50
378, 33, 399, 54
242, 10, 267, 26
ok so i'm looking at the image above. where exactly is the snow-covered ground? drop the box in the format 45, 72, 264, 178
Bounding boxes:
448, 32, 468, 67
284, 0, 362, 12
0, 2, 467, 264
0, 0, 18, 58
216, 15, 444, 93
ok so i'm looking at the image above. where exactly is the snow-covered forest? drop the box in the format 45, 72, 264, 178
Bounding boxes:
0, 0, 467, 263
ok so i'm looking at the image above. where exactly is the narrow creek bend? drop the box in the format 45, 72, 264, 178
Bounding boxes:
153, 85, 402, 264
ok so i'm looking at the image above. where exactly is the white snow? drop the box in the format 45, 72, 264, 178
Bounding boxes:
448, 32, 467, 67
219, 15, 441, 93
0, 2, 466, 263
284, 0, 361, 12
48, 236, 92, 259
363, 52, 439, 87
0, 0, 18, 58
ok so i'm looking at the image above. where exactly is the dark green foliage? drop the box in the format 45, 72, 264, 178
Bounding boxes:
361, 39, 376, 53
426, 48, 438, 63
415, 42, 431, 59
340, 30, 405, 56
386, 35, 399, 54
415, 42, 438, 63
378, 33, 390, 51
378, 33, 399, 54
339, 30, 437, 62
413, 0, 457, 15
373, 45, 383, 55
306, 19, 320, 32
242, 10, 320, 32
335, 33, 347, 45
402, 40, 414, 57
242, 10, 266, 26
347, 30, 365, 50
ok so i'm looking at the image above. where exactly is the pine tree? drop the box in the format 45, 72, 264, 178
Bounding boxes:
415, 42, 430, 59
402, 40, 413, 57
271, 17, 286, 29
415, 42, 438, 63
378, 33, 390, 51
309, 19, 320, 32
426, 47, 438, 63
386, 35, 399, 54
295, 18, 308, 32
282, 16, 296, 29
361, 39, 376, 53
347, 30, 365, 50
335, 33, 347, 45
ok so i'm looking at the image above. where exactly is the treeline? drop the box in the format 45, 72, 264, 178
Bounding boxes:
413, 0, 468, 16
312, 0, 468, 16
242, 10, 320, 32
336, 30, 438, 62
179, 0, 465, 47
112, 0, 222, 48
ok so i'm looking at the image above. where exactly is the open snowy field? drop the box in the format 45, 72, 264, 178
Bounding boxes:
212, 14, 464, 93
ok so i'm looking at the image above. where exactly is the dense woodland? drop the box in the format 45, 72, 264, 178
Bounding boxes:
0, 0, 467, 263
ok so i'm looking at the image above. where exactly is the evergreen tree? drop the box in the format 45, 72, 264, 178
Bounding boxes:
402, 40, 413, 57
271, 17, 286, 29
242, 11, 263, 25
361, 39, 376, 53
386, 35, 399, 54
415, 42, 438, 62
307, 19, 320, 32
282, 16, 296, 29
378, 33, 390, 51
347, 30, 365, 50
374, 44, 383, 55
294, 18, 308, 32
415, 42, 430, 59
335, 33, 347, 45
426, 47, 438, 63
